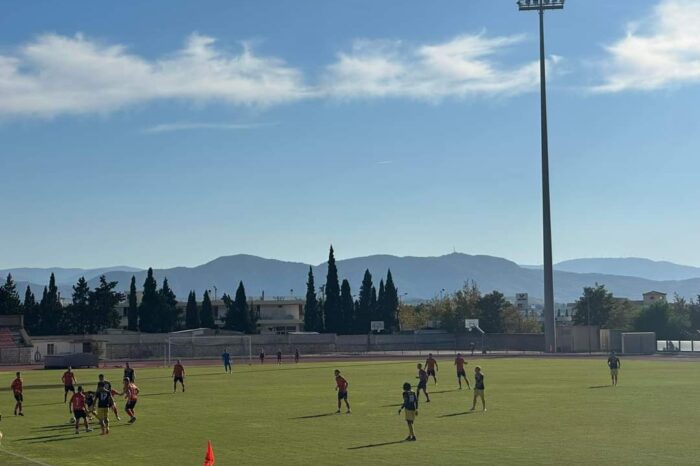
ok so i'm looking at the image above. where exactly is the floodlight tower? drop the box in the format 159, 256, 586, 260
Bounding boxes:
517, 0, 564, 353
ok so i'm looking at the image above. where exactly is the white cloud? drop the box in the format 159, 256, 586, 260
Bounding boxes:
596, 0, 700, 92
142, 122, 274, 134
0, 33, 310, 118
321, 34, 546, 100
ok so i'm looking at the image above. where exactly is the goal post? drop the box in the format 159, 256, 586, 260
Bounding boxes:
166, 335, 253, 366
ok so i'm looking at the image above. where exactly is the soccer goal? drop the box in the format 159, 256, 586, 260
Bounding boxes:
165, 335, 253, 366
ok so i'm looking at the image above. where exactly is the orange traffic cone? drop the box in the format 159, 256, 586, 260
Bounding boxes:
203, 440, 215, 466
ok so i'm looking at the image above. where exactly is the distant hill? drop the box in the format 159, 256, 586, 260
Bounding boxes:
553, 258, 700, 281
9, 254, 700, 304
0, 266, 142, 286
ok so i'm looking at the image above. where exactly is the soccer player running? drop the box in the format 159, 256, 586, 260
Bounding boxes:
11, 372, 24, 416
62, 366, 77, 403
95, 381, 115, 435
69, 386, 92, 434
173, 359, 186, 392
397, 382, 418, 441
470, 366, 486, 412
416, 363, 430, 403
425, 353, 439, 385
608, 351, 621, 386
454, 353, 470, 390
334, 370, 351, 414
122, 377, 140, 423
97, 374, 120, 420
277, 349, 283, 365
222, 349, 232, 373
124, 362, 135, 382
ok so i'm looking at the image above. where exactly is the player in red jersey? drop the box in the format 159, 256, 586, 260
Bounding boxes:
172, 360, 186, 393
62, 366, 78, 403
454, 353, 470, 389
69, 386, 92, 434
425, 354, 439, 385
334, 370, 351, 414
11, 372, 24, 416
122, 377, 140, 423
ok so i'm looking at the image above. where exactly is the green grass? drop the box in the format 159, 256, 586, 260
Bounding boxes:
0, 357, 699, 465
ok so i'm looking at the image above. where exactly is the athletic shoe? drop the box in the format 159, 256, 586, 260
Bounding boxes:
410, 436, 417, 441
346, 410, 351, 414
405, 436, 412, 441
86, 428, 93, 432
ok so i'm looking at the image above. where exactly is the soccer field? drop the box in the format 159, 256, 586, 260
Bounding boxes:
0, 357, 698, 465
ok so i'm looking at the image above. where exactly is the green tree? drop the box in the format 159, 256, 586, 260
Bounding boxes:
323, 246, 342, 333
63, 277, 90, 334
607, 299, 639, 330
23, 285, 40, 334
158, 278, 179, 332
235, 281, 253, 333
39, 273, 63, 335
339, 279, 354, 334
185, 291, 200, 329
690, 296, 700, 331
383, 270, 400, 331
634, 301, 672, 339
127, 276, 138, 331
200, 290, 215, 328
304, 267, 322, 332
0, 274, 22, 315
573, 284, 615, 327
355, 269, 374, 333
138, 268, 160, 333
478, 290, 508, 333
88, 275, 122, 333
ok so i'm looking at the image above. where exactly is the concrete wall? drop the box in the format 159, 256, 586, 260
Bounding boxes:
557, 326, 600, 353
622, 332, 656, 354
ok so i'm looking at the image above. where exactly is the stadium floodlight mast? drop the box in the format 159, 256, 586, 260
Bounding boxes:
517, 0, 564, 353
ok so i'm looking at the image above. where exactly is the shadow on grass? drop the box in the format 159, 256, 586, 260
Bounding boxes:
429, 389, 459, 395
139, 392, 174, 397
379, 403, 403, 408
290, 413, 337, 420
438, 411, 474, 418
348, 440, 407, 450
28, 401, 65, 407
588, 385, 611, 389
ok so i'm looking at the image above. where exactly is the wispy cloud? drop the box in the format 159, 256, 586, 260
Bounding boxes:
0, 31, 549, 119
321, 33, 549, 100
0, 33, 310, 118
595, 0, 700, 92
142, 122, 275, 134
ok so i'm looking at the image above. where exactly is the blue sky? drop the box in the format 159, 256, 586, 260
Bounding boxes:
1, 0, 699, 269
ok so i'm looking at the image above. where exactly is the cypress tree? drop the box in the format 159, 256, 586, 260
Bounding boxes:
383, 269, 400, 331
356, 269, 374, 333
339, 279, 354, 334
222, 292, 236, 330
39, 273, 63, 335
185, 291, 200, 329
323, 246, 341, 333
304, 267, 321, 332
0, 274, 22, 315
158, 278, 179, 332
139, 268, 160, 332
234, 281, 253, 333
200, 290, 215, 328
376, 279, 386, 324
23, 285, 39, 333
127, 275, 138, 331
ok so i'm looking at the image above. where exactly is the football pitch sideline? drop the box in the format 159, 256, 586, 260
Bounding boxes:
0, 357, 698, 465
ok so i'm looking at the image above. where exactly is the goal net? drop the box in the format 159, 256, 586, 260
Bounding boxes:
165, 335, 253, 366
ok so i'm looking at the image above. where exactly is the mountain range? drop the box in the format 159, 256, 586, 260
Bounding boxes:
2, 254, 700, 303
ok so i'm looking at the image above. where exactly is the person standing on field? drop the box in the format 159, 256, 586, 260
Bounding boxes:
11, 372, 24, 416
334, 370, 351, 414
454, 353, 470, 390
62, 366, 77, 403
259, 349, 265, 364
398, 382, 418, 441
294, 348, 300, 363
277, 349, 283, 365
425, 354, 438, 385
124, 362, 135, 383
222, 349, 232, 373
470, 366, 486, 412
172, 360, 186, 393
607, 351, 621, 386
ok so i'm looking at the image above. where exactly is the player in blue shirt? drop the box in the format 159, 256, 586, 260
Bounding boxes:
398, 382, 418, 441
222, 349, 232, 373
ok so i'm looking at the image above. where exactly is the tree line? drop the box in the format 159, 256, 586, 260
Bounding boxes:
572, 284, 700, 339
303, 246, 401, 334
0, 273, 122, 335
397, 282, 542, 334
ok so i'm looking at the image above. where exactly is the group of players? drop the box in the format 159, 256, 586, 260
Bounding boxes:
3, 350, 622, 442
332, 352, 487, 441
